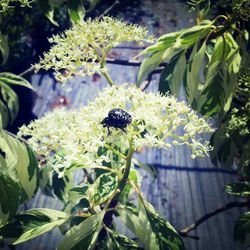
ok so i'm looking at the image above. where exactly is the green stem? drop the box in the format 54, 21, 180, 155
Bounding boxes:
97, 141, 134, 242
100, 68, 115, 86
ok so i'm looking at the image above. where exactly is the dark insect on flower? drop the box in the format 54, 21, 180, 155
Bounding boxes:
101, 108, 132, 135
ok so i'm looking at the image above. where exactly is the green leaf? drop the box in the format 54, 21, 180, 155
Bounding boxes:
139, 32, 180, 56
58, 213, 103, 250
108, 231, 143, 250
68, 0, 85, 24
38, 0, 59, 26
197, 33, 241, 117
184, 41, 206, 105
225, 182, 250, 197
177, 22, 212, 47
210, 123, 238, 168
0, 72, 32, 89
0, 81, 19, 126
137, 47, 181, 87
197, 37, 226, 116
120, 196, 185, 250
133, 159, 158, 179
52, 171, 73, 202
0, 130, 39, 201
0, 157, 21, 227
0, 32, 9, 66
89, 172, 118, 205
0, 208, 68, 245
234, 212, 250, 244
159, 50, 186, 96
0, 99, 9, 128
139, 196, 185, 250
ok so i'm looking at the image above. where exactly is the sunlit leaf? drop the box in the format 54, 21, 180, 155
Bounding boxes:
89, 172, 118, 205
0, 72, 32, 89
138, 196, 185, 250
58, 213, 103, 250
0, 208, 68, 245
177, 21, 212, 46
0, 157, 21, 227
120, 195, 185, 250
0, 130, 39, 201
68, 0, 85, 24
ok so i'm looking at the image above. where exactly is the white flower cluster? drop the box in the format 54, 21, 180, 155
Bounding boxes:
18, 85, 213, 176
35, 17, 154, 82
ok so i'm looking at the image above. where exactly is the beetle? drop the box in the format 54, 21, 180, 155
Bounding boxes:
101, 108, 132, 135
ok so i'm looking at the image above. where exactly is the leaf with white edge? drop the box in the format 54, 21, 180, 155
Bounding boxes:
184, 41, 206, 106
139, 196, 185, 250
58, 213, 103, 250
68, 0, 86, 24
0, 130, 39, 201
0, 81, 19, 126
108, 231, 143, 250
119, 197, 185, 250
52, 171, 73, 202
0, 72, 32, 89
89, 172, 118, 206
225, 182, 250, 198
0, 32, 9, 66
234, 212, 250, 244
0, 208, 68, 245
0, 157, 21, 227
159, 50, 186, 96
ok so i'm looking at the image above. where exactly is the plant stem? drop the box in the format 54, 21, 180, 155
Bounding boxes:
100, 68, 115, 86
179, 200, 250, 238
97, 142, 134, 242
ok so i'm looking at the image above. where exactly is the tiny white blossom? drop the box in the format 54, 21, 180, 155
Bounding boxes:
19, 85, 214, 176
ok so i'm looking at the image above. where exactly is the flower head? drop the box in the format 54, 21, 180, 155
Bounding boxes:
19, 85, 213, 175
35, 17, 154, 82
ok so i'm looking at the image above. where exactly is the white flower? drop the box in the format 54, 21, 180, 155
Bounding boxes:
19, 85, 214, 175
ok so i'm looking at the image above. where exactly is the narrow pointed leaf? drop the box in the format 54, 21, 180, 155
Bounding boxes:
159, 50, 186, 96
58, 213, 103, 250
0, 208, 68, 245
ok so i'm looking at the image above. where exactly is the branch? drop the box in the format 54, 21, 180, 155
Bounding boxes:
179, 200, 250, 238
19, 65, 35, 77
99, 0, 120, 18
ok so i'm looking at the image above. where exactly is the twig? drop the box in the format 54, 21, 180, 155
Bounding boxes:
99, 0, 120, 18
19, 65, 35, 77
179, 200, 250, 238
